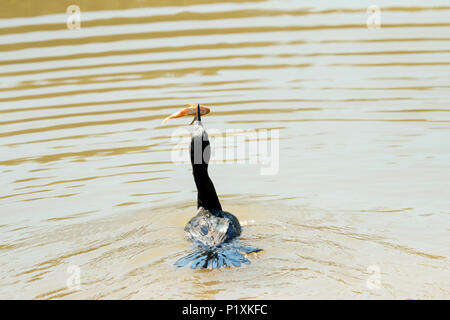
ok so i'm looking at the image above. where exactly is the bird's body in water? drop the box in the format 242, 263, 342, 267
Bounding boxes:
184, 120, 241, 245
166, 104, 261, 269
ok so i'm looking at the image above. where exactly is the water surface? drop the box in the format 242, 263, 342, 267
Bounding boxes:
0, 0, 449, 299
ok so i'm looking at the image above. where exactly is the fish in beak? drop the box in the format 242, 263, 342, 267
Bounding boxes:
162, 104, 210, 125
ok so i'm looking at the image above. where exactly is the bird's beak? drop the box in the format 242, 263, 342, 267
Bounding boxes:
196, 104, 201, 122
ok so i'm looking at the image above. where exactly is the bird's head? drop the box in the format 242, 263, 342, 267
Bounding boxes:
191, 105, 210, 166
161, 104, 211, 165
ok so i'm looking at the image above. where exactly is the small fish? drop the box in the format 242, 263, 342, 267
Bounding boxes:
162, 104, 210, 125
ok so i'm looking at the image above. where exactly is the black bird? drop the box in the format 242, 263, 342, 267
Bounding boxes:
167, 104, 262, 269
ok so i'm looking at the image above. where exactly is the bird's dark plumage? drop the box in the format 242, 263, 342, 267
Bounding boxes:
174, 105, 261, 269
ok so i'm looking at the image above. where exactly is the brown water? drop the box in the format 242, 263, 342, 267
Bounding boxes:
0, 0, 449, 299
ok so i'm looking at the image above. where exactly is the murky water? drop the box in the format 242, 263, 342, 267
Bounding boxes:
1, 0, 449, 299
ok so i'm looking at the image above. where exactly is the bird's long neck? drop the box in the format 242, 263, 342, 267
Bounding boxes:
190, 122, 222, 212
192, 164, 222, 211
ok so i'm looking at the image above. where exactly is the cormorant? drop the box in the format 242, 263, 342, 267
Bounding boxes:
166, 104, 262, 269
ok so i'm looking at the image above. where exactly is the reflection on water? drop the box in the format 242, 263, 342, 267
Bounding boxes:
0, 0, 449, 299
